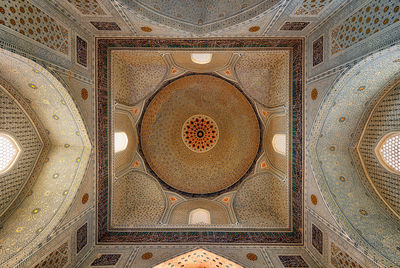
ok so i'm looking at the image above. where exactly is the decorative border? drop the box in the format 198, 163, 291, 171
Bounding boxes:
76, 35, 88, 68
96, 38, 304, 244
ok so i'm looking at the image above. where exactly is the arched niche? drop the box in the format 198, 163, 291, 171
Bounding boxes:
309, 44, 400, 266
0, 48, 91, 266
168, 199, 230, 225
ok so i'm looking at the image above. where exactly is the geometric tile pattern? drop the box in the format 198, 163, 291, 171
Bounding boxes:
0, 87, 43, 218
313, 36, 323, 66
312, 224, 323, 255
234, 172, 289, 227
294, 0, 332, 16
153, 249, 242, 268
0, 0, 69, 54
91, 254, 121, 266
280, 22, 310, 31
111, 170, 165, 227
67, 0, 106, 16
358, 84, 400, 215
235, 51, 289, 107
278, 255, 309, 267
111, 51, 167, 106
76, 36, 87, 67
331, 0, 400, 54
34, 242, 69, 268
90, 22, 121, 31
96, 38, 304, 244
76, 223, 88, 254
331, 243, 363, 268
140, 74, 260, 195
309, 45, 400, 266
117, 0, 281, 33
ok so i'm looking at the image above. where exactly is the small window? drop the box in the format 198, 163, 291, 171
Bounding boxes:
0, 133, 21, 175
188, 208, 211, 225
190, 53, 212, 64
272, 134, 286, 155
376, 132, 400, 174
114, 132, 128, 153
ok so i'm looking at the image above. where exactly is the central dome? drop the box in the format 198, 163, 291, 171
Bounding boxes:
140, 75, 260, 194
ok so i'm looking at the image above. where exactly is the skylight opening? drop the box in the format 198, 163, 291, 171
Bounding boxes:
190, 53, 213, 64
114, 132, 128, 153
272, 134, 286, 155
0, 133, 21, 175
377, 132, 400, 174
188, 208, 211, 225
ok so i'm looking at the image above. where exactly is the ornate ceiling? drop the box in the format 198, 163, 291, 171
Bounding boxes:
98, 38, 303, 243
0, 77, 49, 222
116, 0, 283, 33
140, 74, 260, 195
357, 81, 400, 217
1, 0, 400, 267
0, 48, 91, 265
309, 44, 400, 265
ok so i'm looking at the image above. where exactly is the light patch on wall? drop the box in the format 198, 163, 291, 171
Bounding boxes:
190, 53, 213, 64
114, 132, 128, 153
188, 208, 211, 225
0, 133, 20, 175
272, 134, 286, 155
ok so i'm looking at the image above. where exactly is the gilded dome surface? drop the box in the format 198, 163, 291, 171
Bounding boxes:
140, 74, 260, 194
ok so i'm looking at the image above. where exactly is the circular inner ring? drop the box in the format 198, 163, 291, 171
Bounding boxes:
182, 114, 219, 153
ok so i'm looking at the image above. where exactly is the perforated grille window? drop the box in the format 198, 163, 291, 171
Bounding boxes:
0, 134, 20, 174
379, 134, 400, 173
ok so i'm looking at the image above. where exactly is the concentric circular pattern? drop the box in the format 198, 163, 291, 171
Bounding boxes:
182, 115, 219, 153
141, 75, 260, 194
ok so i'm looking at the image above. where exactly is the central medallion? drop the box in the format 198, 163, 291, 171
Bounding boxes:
182, 114, 219, 153
140, 74, 260, 194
